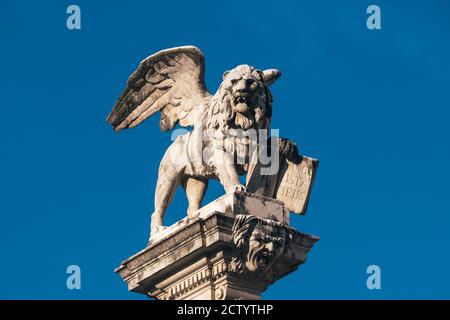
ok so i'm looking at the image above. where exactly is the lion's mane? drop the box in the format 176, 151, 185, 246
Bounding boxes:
199, 69, 273, 162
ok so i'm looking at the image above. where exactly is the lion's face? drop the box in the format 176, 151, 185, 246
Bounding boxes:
221, 65, 269, 130
203, 65, 280, 134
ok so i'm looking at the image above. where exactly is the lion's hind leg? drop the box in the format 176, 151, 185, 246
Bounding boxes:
150, 160, 182, 239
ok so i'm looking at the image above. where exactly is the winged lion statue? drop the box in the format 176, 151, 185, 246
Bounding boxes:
107, 46, 292, 240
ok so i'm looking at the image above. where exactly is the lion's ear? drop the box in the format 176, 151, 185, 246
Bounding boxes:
262, 69, 281, 86
222, 70, 230, 80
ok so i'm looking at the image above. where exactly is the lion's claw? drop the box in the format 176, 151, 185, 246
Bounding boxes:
278, 138, 300, 161
149, 225, 167, 242
234, 184, 248, 193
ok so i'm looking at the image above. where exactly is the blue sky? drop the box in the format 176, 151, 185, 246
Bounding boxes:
1, 0, 449, 299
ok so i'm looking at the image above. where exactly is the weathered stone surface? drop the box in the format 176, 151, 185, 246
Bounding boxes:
115, 210, 318, 300
195, 190, 290, 224
148, 190, 289, 246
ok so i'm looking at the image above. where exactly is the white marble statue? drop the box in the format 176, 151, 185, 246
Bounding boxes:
107, 46, 285, 238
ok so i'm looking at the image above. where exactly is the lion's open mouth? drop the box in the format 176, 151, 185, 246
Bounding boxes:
233, 95, 250, 113
235, 96, 247, 104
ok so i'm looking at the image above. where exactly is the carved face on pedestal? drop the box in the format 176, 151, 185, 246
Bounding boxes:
245, 222, 286, 272
231, 214, 292, 281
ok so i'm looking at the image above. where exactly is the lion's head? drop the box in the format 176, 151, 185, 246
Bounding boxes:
204, 65, 281, 131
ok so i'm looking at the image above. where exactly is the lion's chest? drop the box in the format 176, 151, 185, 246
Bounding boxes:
206, 129, 255, 163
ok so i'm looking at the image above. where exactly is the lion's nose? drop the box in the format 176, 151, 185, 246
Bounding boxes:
236, 78, 255, 93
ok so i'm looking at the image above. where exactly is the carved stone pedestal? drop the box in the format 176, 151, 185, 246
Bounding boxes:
115, 191, 318, 300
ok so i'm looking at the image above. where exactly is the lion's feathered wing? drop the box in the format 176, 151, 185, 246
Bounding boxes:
107, 46, 211, 132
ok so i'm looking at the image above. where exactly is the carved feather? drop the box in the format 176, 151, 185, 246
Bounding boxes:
107, 46, 212, 132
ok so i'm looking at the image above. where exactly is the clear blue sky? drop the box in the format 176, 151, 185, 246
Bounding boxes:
1, 0, 449, 299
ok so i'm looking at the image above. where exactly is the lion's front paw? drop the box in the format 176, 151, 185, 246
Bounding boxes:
148, 225, 167, 243
278, 138, 300, 162
234, 184, 248, 193
152, 225, 167, 234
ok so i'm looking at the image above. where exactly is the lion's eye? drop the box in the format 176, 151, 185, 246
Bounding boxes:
254, 234, 264, 242
231, 79, 239, 85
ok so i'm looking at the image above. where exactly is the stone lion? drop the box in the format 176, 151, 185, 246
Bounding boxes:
107, 46, 284, 239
